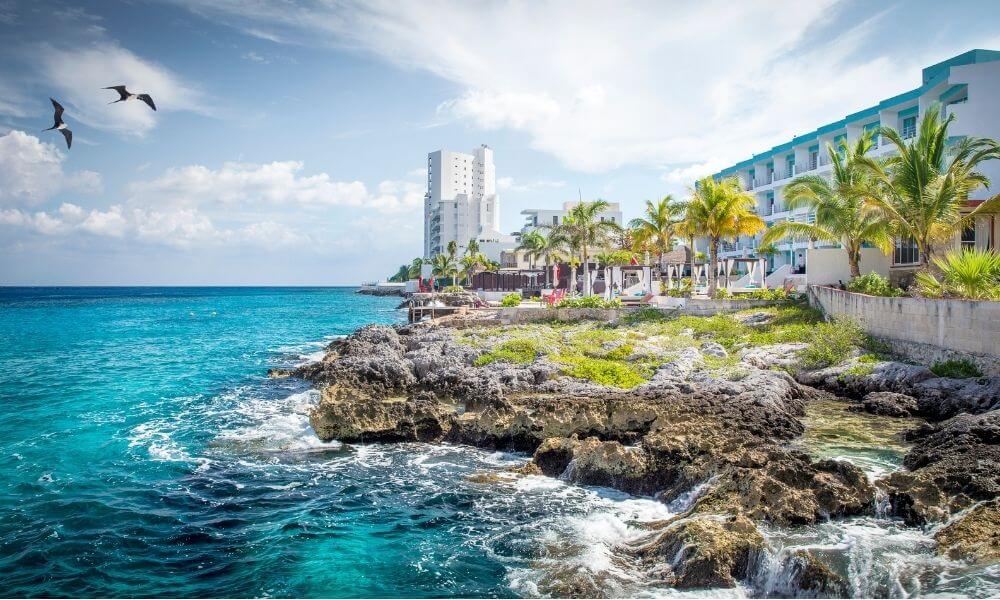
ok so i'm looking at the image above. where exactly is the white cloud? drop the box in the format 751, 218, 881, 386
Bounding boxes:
660, 159, 730, 186
171, 0, 998, 173
496, 177, 567, 193
438, 90, 560, 130
38, 42, 206, 136
0, 151, 423, 250
127, 160, 423, 213
242, 51, 269, 64
0, 202, 308, 250
0, 131, 102, 206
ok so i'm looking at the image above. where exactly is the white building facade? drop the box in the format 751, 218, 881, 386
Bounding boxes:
424, 145, 515, 261
706, 49, 1000, 279
520, 201, 623, 234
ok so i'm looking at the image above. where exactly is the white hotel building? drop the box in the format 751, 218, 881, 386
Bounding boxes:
520, 202, 623, 233
707, 49, 1000, 281
423, 145, 517, 261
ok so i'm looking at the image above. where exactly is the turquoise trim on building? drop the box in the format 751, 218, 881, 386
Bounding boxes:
922, 49, 1000, 84
713, 49, 999, 179
939, 84, 968, 102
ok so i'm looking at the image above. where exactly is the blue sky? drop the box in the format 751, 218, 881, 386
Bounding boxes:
1, 0, 998, 285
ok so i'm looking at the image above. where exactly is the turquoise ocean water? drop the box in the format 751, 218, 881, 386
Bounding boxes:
0, 287, 674, 598
4, 287, 995, 598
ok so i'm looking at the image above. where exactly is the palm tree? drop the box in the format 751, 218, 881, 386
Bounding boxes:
407, 257, 424, 280
466, 238, 480, 257
763, 132, 893, 278
628, 196, 685, 277
859, 102, 1000, 271
531, 233, 564, 288
688, 177, 765, 295
429, 253, 456, 288
554, 201, 622, 295
915, 248, 1000, 300
388, 264, 410, 282
460, 252, 486, 287
673, 206, 698, 284
547, 218, 582, 293
516, 230, 545, 269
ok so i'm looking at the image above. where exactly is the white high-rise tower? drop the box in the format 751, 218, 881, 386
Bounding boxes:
424, 145, 508, 260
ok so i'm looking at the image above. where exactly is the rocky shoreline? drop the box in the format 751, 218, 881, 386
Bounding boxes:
290, 310, 999, 596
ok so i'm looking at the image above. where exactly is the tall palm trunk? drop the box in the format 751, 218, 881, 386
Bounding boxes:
581, 245, 590, 296
688, 236, 696, 289
847, 244, 861, 278
658, 250, 665, 292
708, 238, 719, 296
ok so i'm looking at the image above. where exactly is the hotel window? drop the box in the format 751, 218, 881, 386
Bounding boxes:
893, 236, 920, 265
902, 116, 917, 139
552, 216, 559, 225
961, 224, 976, 250
809, 150, 818, 170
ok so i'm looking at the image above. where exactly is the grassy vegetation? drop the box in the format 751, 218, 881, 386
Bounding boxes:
551, 353, 647, 388
930, 358, 983, 379
799, 318, 865, 369
456, 300, 891, 387
473, 339, 540, 366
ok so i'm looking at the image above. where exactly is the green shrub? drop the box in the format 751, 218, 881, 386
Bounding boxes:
603, 343, 634, 361
500, 293, 522, 307
930, 359, 982, 379
555, 296, 622, 309
554, 354, 645, 388
713, 288, 732, 299
473, 339, 540, 366
745, 288, 789, 301
799, 318, 865, 369
847, 273, 904, 297
844, 363, 875, 377
915, 249, 1000, 300
440, 284, 466, 293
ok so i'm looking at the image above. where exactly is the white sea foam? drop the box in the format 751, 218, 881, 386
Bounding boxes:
128, 419, 213, 470
214, 389, 343, 454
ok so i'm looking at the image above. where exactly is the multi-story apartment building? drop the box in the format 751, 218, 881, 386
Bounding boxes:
707, 49, 1000, 279
424, 145, 515, 261
498, 201, 625, 270
520, 201, 623, 234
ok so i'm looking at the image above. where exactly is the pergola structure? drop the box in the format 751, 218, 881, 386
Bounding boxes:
662, 257, 769, 291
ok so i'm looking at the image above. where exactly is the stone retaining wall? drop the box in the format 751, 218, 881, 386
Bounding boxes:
809, 285, 1000, 375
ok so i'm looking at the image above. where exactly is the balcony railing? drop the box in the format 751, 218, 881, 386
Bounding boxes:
902, 127, 916, 140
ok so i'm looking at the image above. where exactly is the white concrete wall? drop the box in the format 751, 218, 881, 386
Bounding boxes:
946, 61, 1000, 197
810, 286, 1000, 372
806, 247, 890, 285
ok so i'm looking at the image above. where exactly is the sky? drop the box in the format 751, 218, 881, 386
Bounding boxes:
1, 0, 998, 285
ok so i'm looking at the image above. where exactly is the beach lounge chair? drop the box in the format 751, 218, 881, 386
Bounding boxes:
619, 292, 654, 306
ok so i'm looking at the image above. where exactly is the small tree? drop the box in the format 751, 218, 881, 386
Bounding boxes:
764, 131, 892, 277
687, 177, 765, 295
860, 102, 1000, 271
629, 195, 685, 283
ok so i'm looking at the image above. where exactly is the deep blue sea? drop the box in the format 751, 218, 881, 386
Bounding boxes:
0, 287, 676, 598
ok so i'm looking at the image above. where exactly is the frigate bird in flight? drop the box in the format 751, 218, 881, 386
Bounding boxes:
104, 85, 156, 111
43, 98, 72, 149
